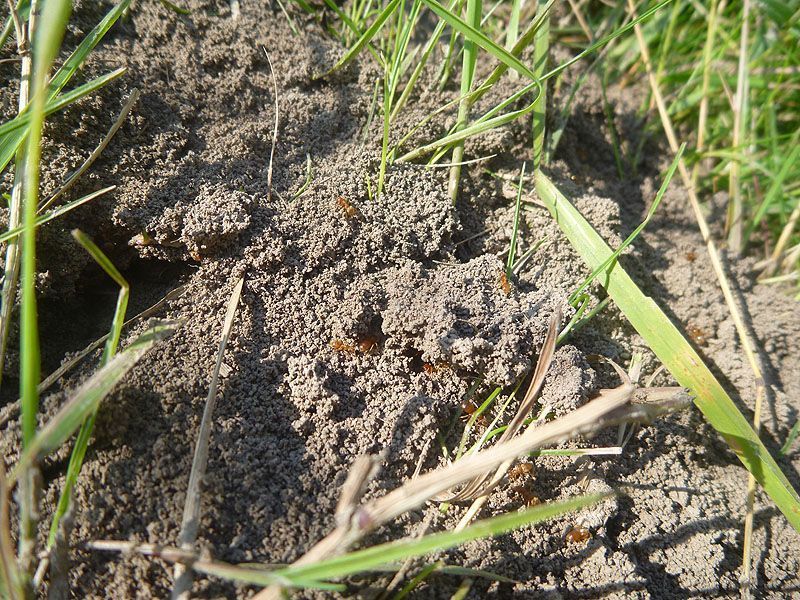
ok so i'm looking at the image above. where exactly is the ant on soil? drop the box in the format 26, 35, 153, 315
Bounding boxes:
461, 398, 489, 428
508, 462, 538, 506
422, 362, 449, 377
498, 271, 512, 295
331, 334, 380, 355
686, 324, 709, 347
357, 334, 379, 354
565, 525, 591, 544
511, 485, 540, 507
336, 196, 358, 219
508, 462, 533, 481
330, 339, 357, 354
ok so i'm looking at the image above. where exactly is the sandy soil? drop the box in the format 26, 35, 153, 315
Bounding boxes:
0, 1, 799, 598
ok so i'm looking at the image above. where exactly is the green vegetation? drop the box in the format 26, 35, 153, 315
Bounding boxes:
0, 0, 797, 596
594, 0, 800, 287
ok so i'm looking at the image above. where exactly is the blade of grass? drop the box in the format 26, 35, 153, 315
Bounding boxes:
378, 0, 421, 198
0, 0, 130, 173
91, 493, 606, 593
447, 0, 481, 202
39, 89, 138, 213
534, 170, 800, 532
397, 0, 667, 165
568, 143, 684, 305
317, 0, 400, 79
0, 66, 128, 173
9, 321, 178, 486
504, 0, 521, 54
46, 230, 130, 549
276, 492, 610, 585
780, 420, 800, 456
531, 0, 550, 170
506, 162, 526, 277
0, 0, 33, 401
393, 560, 442, 599
622, 4, 778, 590
727, 0, 751, 256
421, 0, 538, 81
18, 0, 72, 579
172, 277, 244, 599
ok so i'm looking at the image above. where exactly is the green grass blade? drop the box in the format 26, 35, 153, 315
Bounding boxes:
531, 0, 550, 169
275, 492, 609, 584
47, 0, 130, 98
505, 0, 521, 51
535, 170, 800, 531
0, 186, 115, 245
0, 67, 128, 137
10, 322, 177, 485
394, 561, 442, 599
780, 420, 800, 456
320, 0, 386, 69
420, 0, 539, 82
447, 0, 481, 201
568, 143, 685, 304
317, 0, 401, 78
542, 0, 673, 83
18, 0, 73, 577
0, 68, 127, 173
47, 230, 131, 547
506, 162, 526, 276
0, 0, 129, 176
71, 230, 129, 362
396, 82, 539, 162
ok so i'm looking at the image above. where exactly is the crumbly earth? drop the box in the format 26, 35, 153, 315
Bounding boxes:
0, 1, 798, 599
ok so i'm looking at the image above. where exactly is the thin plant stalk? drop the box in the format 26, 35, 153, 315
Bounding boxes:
447, 0, 481, 202
531, 0, 549, 169
506, 162, 525, 277
47, 230, 130, 548
0, 0, 33, 394
172, 277, 244, 598
727, 0, 751, 256
19, 0, 72, 579
505, 0, 521, 60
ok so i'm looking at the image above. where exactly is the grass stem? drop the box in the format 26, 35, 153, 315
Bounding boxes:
447, 0, 481, 203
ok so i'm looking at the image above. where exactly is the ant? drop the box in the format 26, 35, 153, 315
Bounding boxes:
357, 334, 379, 354
686, 324, 709, 347
422, 362, 449, 377
508, 462, 533, 481
336, 196, 358, 219
330, 339, 357, 354
461, 399, 489, 427
565, 525, 591, 544
498, 271, 512, 295
511, 485, 540, 507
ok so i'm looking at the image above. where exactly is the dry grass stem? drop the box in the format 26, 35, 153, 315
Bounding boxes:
39, 88, 140, 213
626, 1, 768, 592
263, 48, 279, 203
255, 373, 691, 599
172, 277, 244, 599
446, 309, 560, 506
0, 285, 187, 431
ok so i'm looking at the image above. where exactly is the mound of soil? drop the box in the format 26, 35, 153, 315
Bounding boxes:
1, 1, 799, 598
